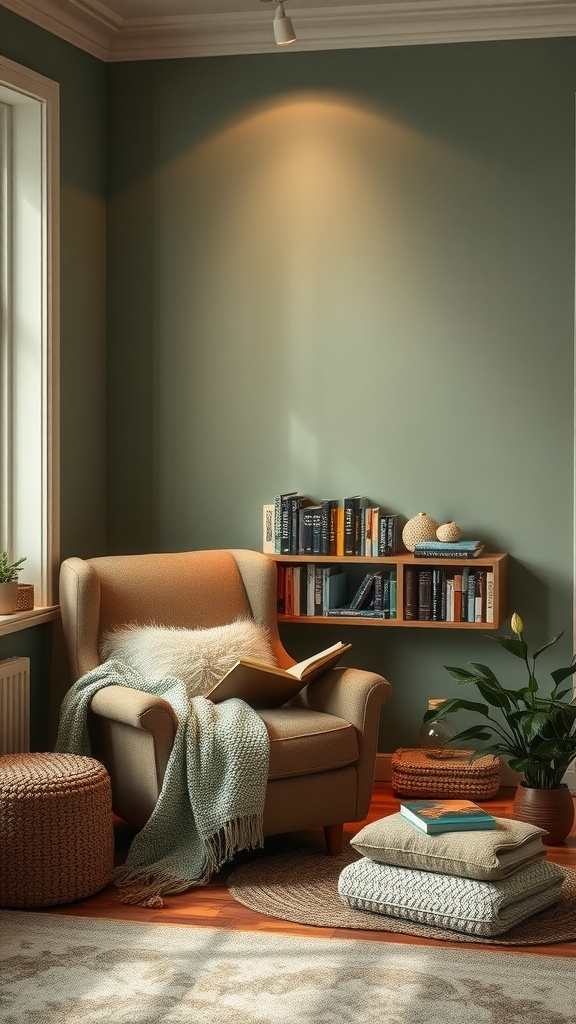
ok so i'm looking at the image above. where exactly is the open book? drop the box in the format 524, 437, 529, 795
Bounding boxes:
206, 641, 352, 708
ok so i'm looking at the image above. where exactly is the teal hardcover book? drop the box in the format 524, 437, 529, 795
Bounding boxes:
400, 799, 496, 834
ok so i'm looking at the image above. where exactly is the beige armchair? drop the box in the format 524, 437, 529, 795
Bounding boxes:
59, 548, 391, 854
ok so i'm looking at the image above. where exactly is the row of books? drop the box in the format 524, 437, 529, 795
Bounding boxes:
405, 566, 494, 623
263, 493, 399, 557
277, 564, 397, 618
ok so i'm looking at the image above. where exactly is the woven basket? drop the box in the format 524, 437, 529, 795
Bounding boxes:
16, 584, 34, 611
0, 752, 114, 908
391, 747, 501, 800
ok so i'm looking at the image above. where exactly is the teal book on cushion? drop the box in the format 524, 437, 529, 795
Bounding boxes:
400, 799, 496, 834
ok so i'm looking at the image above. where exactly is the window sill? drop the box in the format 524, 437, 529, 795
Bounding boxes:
0, 606, 60, 637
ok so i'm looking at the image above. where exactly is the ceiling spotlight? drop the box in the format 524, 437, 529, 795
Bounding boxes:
260, 0, 297, 47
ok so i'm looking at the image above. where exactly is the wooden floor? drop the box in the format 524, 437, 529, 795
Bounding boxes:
47, 783, 576, 958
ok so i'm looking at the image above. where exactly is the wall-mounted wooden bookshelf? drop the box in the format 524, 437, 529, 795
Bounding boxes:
270, 552, 508, 629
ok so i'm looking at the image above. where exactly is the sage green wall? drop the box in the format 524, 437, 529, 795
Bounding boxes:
107, 40, 576, 752
0, 10, 107, 745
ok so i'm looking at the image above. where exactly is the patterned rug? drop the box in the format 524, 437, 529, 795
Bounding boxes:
227, 843, 576, 945
1, 909, 575, 1023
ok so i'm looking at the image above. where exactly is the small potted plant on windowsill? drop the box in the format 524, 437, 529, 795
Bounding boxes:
423, 613, 576, 844
0, 552, 27, 614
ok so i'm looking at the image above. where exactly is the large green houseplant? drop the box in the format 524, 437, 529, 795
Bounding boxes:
0, 551, 26, 614
423, 613, 576, 842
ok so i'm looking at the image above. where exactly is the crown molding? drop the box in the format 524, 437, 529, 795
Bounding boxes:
2, 0, 121, 60
4, 0, 576, 62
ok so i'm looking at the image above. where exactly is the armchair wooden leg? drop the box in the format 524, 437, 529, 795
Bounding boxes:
324, 823, 344, 855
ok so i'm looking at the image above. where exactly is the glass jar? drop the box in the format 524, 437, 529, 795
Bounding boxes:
419, 698, 458, 759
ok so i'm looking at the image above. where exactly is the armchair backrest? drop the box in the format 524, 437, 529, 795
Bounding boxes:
60, 548, 290, 683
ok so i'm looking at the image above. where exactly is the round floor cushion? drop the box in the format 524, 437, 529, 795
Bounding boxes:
0, 752, 114, 908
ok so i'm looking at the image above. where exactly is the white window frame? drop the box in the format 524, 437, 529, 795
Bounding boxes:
0, 57, 60, 636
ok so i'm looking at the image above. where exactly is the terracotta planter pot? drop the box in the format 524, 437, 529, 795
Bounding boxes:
513, 782, 575, 845
0, 582, 18, 615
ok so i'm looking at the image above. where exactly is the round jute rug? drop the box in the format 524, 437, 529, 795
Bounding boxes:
227, 843, 576, 945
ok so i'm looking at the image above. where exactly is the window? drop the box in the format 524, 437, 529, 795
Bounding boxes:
0, 57, 59, 632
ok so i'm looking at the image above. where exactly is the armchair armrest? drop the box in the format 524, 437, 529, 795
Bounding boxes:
292, 666, 391, 821
90, 685, 178, 739
89, 686, 178, 822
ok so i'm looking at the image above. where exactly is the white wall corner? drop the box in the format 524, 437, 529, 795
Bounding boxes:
4, 0, 576, 62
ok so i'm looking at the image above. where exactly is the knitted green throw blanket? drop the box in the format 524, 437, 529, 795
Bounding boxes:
55, 660, 270, 907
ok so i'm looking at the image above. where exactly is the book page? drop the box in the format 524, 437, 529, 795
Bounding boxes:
286, 641, 352, 680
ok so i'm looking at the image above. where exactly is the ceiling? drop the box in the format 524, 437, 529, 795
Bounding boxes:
3, 0, 576, 62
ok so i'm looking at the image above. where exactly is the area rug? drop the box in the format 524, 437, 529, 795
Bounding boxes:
1, 909, 575, 1024
227, 844, 576, 946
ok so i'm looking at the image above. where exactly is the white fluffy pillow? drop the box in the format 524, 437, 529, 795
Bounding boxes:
99, 618, 277, 700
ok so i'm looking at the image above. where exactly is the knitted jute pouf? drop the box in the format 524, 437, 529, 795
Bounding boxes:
0, 752, 114, 908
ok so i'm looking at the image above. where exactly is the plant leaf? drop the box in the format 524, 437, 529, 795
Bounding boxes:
533, 632, 564, 660
551, 664, 576, 685
487, 635, 527, 659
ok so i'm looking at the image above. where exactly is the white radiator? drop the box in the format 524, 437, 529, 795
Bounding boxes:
0, 656, 30, 755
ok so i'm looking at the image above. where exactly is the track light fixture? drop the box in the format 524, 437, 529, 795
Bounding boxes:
259, 0, 297, 47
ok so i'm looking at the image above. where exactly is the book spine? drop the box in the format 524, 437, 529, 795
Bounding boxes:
485, 570, 494, 623
431, 568, 442, 621
461, 567, 469, 622
404, 567, 418, 620
389, 570, 396, 619
320, 500, 333, 556
382, 573, 390, 619
349, 571, 375, 611
418, 569, 432, 621
335, 505, 345, 557
371, 508, 380, 558
280, 495, 293, 555
378, 514, 387, 557
454, 572, 463, 622
413, 550, 483, 559
262, 503, 275, 554
311, 507, 323, 556
445, 576, 454, 622
329, 501, 339, 556
306, 563, 316, 616
285, 567, 293, 616
314, 566, 324, 616
344, 498, 355, 556
372, 570, 383, 612
475, 569, 486, 622
325, 607, 384, 617
299, 506, 312, 556
386, 514, 398, 556
467, 571, 476, 622
274, 495, 282, 554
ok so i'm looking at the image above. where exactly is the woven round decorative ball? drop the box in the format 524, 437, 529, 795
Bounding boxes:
0, 752, 114, 908
436, 522, 462, 542
402, 512, 439, 552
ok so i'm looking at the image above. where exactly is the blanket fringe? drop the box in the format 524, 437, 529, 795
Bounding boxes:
112, 813, 264, 908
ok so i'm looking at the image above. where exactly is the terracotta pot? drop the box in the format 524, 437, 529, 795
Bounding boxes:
513, 782, 575, 845
0, 582, 18, 614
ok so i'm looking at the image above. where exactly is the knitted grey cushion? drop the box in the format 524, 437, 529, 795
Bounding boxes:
337, 857, 564, 937
350, 813, 547, 881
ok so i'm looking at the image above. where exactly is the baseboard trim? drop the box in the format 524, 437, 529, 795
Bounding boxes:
376, 753, 576, 792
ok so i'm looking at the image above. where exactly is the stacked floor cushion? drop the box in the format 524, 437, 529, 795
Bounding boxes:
338, 813, 563, 937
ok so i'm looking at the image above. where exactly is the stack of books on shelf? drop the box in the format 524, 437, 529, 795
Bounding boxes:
405, 563, 494, 623
277, 564, 397, 618
263, 493, 399, 558
338, 799, 563, 939
413, 540, 485, 558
